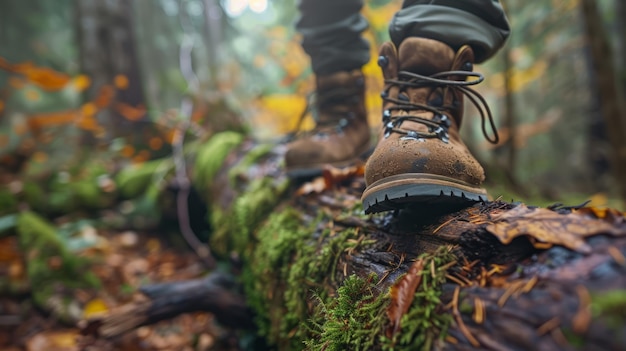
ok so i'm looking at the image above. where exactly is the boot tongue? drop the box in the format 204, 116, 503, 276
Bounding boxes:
397, 38, 456, 76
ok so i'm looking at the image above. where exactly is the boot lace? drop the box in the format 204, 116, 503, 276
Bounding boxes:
382, 70, 499, 144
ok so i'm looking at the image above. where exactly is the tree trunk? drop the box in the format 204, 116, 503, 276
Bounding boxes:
74, 0, 146, 142
86, 133, 626, 350
617, 0, 626, 101
579, 0, 626, 207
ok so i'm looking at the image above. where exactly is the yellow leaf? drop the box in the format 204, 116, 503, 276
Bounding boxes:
588, 193, 608, 207
81, 103, 97, 117
255, 94, 308, 134
114, 74, 129, 90
83, 298, 109, 319
72, 74, 91, 92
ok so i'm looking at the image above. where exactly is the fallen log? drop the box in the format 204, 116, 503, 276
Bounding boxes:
85, 133, 626, 350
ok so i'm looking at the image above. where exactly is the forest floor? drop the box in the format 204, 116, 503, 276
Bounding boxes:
0, 227, 238, 351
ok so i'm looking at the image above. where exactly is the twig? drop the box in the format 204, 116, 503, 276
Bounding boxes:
172, 1, 215, 268
572, 285, 592, 334
451, 286, 480, 347
537, 317, 560, 336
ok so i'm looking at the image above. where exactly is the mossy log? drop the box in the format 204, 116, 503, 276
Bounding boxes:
92, 132, 626, 351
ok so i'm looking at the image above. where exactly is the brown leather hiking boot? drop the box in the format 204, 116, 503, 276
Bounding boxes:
285, 69, 371, 177
362, 38, 499, 214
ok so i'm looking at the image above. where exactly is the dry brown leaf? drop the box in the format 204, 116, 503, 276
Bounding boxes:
295, 177, 327, 196
26, 330, 79, 351
321, 164, 364, 188
486, 205, 625, 253
575, 207, 626, 225
295, 164, 365, 196
386, 258, 425, 337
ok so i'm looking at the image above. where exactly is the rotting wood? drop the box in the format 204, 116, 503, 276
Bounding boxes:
82, 136, 626, 350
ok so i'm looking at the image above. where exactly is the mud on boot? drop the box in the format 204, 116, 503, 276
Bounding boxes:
362, 37, 499, 214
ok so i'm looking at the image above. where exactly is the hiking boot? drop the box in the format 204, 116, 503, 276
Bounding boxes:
285, 69, 371, 177
362, 38, 499, 214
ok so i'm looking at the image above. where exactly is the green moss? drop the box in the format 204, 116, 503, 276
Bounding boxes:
243, 208, 307, 343
282, 226, 363, 346
115, 158, 173, 198
193, 131, 244, 192
592, 289, 626, 329
0, 189, 18, 215
16, 211, 100, 320
383, 246, 455, 350
304, 246, 455, 351
306, 273, 389, 351
209, 176, 289, 257
243, 204, 457, 351
22, 182, 46, 210
562, 328, 585, 349
243, 207, 371, 350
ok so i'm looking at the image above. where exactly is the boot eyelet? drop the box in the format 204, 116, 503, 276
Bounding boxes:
462, 62, 473, 71
428, 95, 443, 107
433, 114, 451, 128
380, 90, 389, 98
382, 110, 391, 123
377, 55, 389, 67
314, 132, 329, 141
434, 127, 449, 143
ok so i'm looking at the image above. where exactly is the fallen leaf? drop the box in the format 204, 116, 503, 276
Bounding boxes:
26, 330, 78, 351
575, 207, 626, 226
114, 74, 129, 89
386, 258, 425, 337
486, 205, 625, 253
295, 177, 326, 196
115, 102, 146, 121
72, 75, 91, 92
83, 298, 109, 319
322, 164, 365, 188
295, 164, 365, 196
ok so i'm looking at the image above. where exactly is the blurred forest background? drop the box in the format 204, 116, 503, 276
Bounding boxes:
1, 0, 626, 349
1, 0, 625, 210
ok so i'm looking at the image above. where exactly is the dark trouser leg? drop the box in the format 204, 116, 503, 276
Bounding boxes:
296, 0, 370, 75
389, 0, 511, 63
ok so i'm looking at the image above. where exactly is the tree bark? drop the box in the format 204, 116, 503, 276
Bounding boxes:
86, 134, 626, 350
74, 0, 147, 142
579, 0, 626, 207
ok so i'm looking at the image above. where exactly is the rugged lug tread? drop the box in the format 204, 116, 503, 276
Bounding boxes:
362, 183, 486, 214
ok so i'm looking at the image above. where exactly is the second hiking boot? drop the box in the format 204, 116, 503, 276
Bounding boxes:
285, 69, 371, 178
362, 38, 499, 214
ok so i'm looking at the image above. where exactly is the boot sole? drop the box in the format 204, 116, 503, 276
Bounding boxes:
286, 143, 374, 179
361, 173, 488, 214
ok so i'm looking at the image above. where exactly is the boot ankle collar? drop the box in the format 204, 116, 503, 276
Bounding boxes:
381, 70, 499, 144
